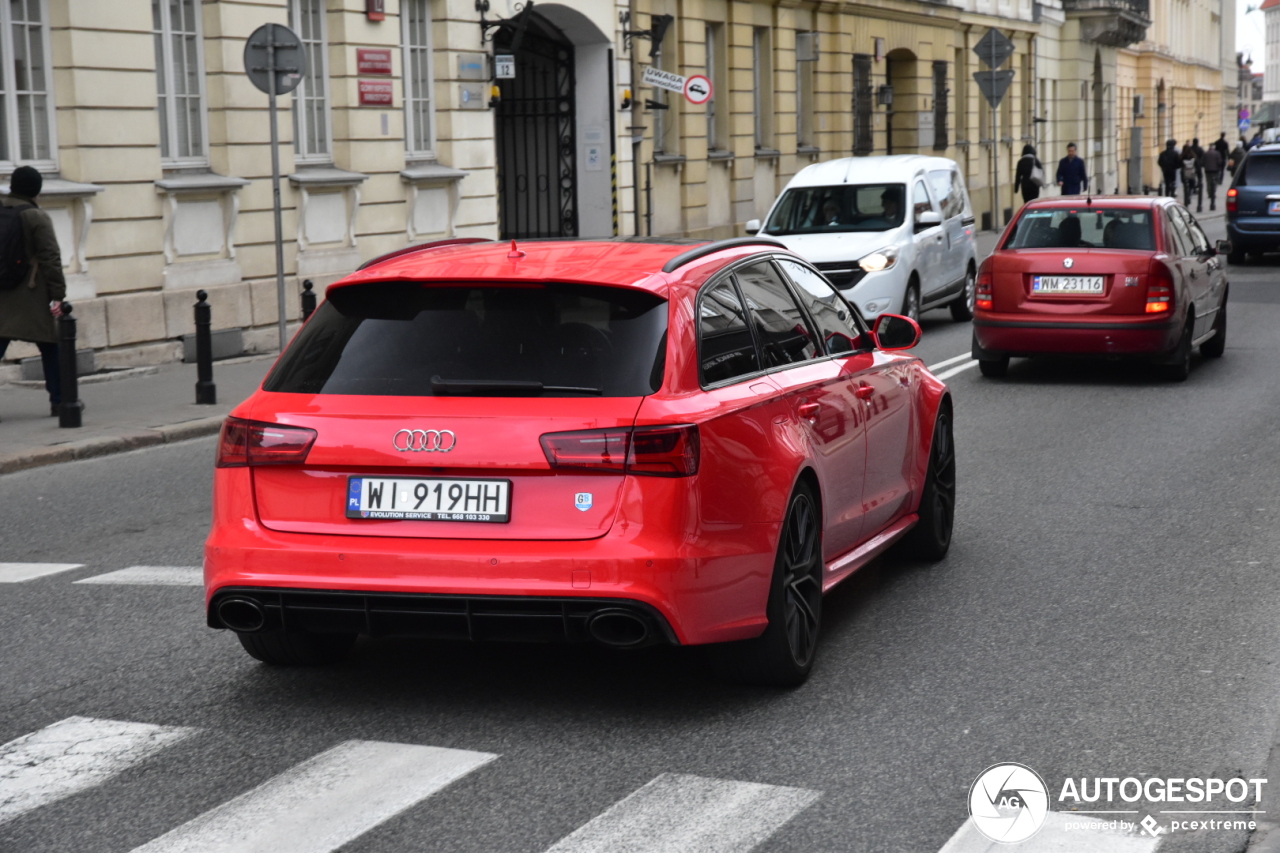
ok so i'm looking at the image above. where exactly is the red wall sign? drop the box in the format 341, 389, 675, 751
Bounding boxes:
358, 79, 393, 106
357, 48, 392, 75
366, 0, 385, 21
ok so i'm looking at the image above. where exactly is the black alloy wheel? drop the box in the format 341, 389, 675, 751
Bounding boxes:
950, 266, 976, 322
897, 407, 956, 561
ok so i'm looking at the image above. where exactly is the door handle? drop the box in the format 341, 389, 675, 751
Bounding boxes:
854, 383, 875, 401
797, 402, 821, 419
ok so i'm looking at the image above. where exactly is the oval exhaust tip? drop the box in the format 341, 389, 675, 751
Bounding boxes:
586, 609, 650, 647
217, 597, 266, 633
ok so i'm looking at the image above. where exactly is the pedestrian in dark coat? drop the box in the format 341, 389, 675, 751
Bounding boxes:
1157, 139, 1181, 197
0, 166, 66, 416
1201, 146, 1223, 211
1213, 133, 1230, 178
1014, 144, 1043, 204
1056, 142, 1088, 195
1229, 141, 1246, 175
1180, 144, 1199, 208
1190, 138, 1206, 211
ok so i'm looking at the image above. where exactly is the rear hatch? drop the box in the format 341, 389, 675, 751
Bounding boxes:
245, 279, 667, 541
993, 206, 1157, 316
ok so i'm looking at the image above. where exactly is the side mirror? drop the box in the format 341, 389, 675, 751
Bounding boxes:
914, 210, 942, 232
1215, 239, 1232, 256
873, 313, 921, 351
745, 219, 761, 235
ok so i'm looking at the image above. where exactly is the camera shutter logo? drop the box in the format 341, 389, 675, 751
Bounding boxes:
968, 763, 1049, 843
392, 429, 457, 452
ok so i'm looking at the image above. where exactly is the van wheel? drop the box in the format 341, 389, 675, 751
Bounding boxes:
950, 266, 976, 321
710, 483, 822, 687
237, 630, 356, 665
902, 281, 921, 323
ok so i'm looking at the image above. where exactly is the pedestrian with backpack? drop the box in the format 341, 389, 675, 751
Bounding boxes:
0, 166, 66, 418
1180, 144, 1199, 208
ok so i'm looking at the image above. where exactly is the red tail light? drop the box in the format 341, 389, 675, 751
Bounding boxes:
1145, 262, 1174, 314
216, 417, 318, 467
975, 263, 994, 311
1226, 187, 1237, 214
541, 424, 700, 477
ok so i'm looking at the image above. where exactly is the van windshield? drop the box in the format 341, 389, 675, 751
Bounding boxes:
763, 184, 906, 235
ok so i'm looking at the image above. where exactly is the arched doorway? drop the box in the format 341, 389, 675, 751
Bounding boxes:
493, 5, 613, 240
885, 49, 918, 154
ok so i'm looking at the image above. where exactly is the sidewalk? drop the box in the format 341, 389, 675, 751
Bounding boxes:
0, 354, 277, 475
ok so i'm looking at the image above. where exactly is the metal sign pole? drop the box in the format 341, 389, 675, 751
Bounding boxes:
267, 28, 288, 353
991, 36, 998, 230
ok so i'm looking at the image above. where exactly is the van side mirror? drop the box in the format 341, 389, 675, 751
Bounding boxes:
873, 313, 921, 350
745, 219, 761, 235
914, 210, 942, 232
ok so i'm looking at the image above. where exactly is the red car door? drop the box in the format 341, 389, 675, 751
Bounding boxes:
1165, 206, 1214, 339
1175, 207, 1226, 338
854, 351, 917, 538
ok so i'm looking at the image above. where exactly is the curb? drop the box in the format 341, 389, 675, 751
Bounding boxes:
0, 416, 225, 476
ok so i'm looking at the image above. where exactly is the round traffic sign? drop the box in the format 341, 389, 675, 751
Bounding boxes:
243, 23, 306, 96
683, 74, 713, 105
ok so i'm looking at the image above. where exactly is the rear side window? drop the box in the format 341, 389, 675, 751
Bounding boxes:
698, 280, 760, 385
1238, 154, 1280, 186
927, 168, 966, 219
265, 283, 668, 397
1007, 208, 1155, 251
735, 261, 820, 368
776, 259, 864, 354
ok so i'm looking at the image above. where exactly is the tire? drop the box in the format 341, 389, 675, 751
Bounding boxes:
896, 406, 956, 561
1160, 317, 1194, 382
1227, 250, 1245, 265
237, 630, 356, 665
978, 357, 1009, 377
950, 265, 976, 322
1200, 297, 1226, 358
710, 483, 823, 687
902, 280, 921, 323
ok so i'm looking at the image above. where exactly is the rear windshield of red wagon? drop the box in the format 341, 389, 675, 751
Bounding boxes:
1007, 207, 1156, 251
264, 282, 668, 397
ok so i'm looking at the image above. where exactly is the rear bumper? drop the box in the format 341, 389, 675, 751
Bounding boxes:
1227, 220, 1280, 250
972, 315, 1180, 358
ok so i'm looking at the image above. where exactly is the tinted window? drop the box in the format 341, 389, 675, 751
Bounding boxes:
912, 180, 935, 222
1239, 153, 1280, 186
698, 280, 760, 385
1007, 207, 1155, 251
763, 183, 906, 235
776, 259, 864, 354
735, 261, 820, 368
265, 283, 668, 397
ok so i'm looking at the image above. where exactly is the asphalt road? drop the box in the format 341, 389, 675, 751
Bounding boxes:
3, 215, 1280, 853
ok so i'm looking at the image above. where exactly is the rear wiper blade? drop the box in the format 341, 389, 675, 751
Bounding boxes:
430, 376, 601, 396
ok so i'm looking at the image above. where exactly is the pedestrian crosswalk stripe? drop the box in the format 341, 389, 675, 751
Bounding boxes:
938, 812, 1158, 852
76, 566, 203, 586
0, 562, 83, 583
0, 716, 194, 826
129, 740, 497, 853
542, 772, 820, 853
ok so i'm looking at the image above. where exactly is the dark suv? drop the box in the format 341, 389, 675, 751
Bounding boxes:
1226, 143, 1280, 263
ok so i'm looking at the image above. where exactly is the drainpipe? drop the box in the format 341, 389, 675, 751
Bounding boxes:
629, 0, 644, 237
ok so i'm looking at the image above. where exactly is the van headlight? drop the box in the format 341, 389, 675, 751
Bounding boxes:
857, 246, 899, 272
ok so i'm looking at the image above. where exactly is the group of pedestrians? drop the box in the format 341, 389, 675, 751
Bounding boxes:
1014, 142, 1089, 204
1157, 135, 1231, 212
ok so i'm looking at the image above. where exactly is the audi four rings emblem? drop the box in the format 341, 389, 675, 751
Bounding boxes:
392, 429, 457, 452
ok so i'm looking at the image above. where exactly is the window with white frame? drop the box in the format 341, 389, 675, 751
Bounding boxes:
291, 0, 331, 162
402, 0, 435, 158
152, 0, 207, 166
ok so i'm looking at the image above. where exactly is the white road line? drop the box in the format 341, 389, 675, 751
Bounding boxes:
76, 566, 203, 587
0, 563, 83, 583
0, 716, 194, 826
938, 812, 1158, 852
934, 360, 980, 382
928, 352, 974, 372
543, 772, 820, 853
130, 740, 497, 853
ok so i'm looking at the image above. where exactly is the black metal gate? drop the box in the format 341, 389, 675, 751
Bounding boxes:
495, 15, 577, 239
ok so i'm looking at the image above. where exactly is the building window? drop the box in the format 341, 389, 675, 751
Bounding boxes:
403, 0, 434, 158
796, 32, 817, 147
291, 0, 331, 163
752, 27, 772, 149
152, 0, 207, 166
0, 0, 54, 167
932, 60, 948, 150
853, 54, 872, 155
705, 23, 726, 151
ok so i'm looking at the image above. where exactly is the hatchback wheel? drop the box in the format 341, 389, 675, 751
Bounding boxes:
1200, 299, 1226, 358
710, 483, 822, 687
897, 407, 956, 561
1160, 317, 1194, 382
950, 266, 976, 322
903, 282, 921, 323
237, 630, 356, 666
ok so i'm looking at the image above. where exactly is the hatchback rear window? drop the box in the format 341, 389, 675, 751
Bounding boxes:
1238, 154, 1280, 186
1006, 208, 1155, 251
265, 282, 668, 397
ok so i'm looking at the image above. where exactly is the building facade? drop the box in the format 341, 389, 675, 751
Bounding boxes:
0, 0, 1222, 375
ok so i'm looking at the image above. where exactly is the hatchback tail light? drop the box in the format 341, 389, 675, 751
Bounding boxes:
975, 262, 994, 311
541, 424, 700, 477
1145, 262, 1175, 314
1226, 187, 1237, 214
216, 417, 318, 467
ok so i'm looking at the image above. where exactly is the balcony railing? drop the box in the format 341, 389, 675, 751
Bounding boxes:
1062, 0, 1150, 46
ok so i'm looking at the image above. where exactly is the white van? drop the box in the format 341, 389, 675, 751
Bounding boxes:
748, 155, 978, 323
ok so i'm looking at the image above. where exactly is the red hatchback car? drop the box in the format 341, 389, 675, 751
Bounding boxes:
204, 237, 954, 685
972, 196, 1228, 380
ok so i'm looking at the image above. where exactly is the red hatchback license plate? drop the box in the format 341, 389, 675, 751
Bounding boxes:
346, 476, 511, 522
1031, 275, 1105, 295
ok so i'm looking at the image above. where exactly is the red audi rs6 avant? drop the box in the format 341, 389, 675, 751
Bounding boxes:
204, 237, 955, 685
972, 196, 1229, 381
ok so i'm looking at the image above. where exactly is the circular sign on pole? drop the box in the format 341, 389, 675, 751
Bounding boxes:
244, 23, 306, 96
683, 74, 713, 106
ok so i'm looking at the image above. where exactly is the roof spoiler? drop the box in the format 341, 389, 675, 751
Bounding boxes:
661, 237, 788, 273
356, 237, 493, 271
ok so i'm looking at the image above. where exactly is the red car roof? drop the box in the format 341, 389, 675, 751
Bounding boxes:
330, 239, 747, 295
